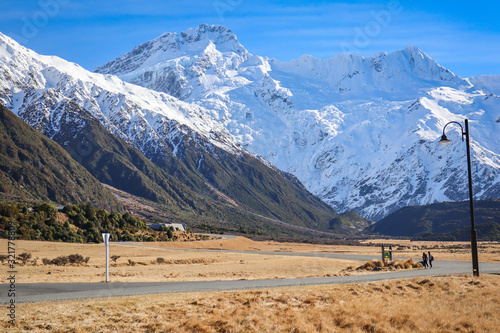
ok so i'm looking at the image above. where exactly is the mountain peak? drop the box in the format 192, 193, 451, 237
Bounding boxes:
179, 24, 238, 44
396, 45, 434, 63
178, 24, 247, 55
283, 45, 464, 97
402, 44, 422, 53
95, 24, 248, 76
154, 24, 242, 50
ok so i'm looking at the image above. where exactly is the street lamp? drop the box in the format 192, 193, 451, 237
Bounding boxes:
438, 119, 479, 277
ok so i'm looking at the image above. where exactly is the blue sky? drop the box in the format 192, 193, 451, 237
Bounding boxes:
1, 0, 499, 77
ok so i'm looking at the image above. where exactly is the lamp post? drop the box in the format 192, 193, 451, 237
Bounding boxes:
438, 119, 479, 277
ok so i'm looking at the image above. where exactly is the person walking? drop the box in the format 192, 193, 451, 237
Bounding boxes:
422, 252, 428, 268
428, 251, 434, 268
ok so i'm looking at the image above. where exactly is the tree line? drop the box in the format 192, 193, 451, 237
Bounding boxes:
0, 202, 179, 243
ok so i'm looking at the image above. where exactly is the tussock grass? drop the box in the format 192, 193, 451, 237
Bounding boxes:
5, 275, 500, 332
389, 259, 422, 269
356, 259, 422, 271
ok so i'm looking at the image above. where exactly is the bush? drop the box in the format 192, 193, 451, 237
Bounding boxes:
156, 257, 165, 264
68, 254, 84, 265
51, 256, 69, 266
35, 203, 57, 217
18, 252, 32, 265
41, 255, 89, 266
0, 204, 19, 217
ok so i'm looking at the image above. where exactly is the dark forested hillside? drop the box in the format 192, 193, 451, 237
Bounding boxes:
367, 199, 500, 240
0, 104, 121, 211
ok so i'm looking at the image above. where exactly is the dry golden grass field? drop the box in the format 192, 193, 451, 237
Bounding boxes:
0, 238, 361, 283
2, 238, 500, 332
1, 238, 499, 283
153, 237, 500, 262
4, 274, 500, 332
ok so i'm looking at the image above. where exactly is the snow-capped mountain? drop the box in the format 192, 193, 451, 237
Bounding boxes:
0, 30, 351, 234
0, 30, 242, 163
95, 24, 251, 101
96, 24, 500, 221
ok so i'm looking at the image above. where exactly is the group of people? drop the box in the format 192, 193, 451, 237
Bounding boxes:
422, 251, 434, 268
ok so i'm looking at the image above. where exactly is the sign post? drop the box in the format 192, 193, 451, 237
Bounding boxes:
382, 245, 392, 266
102, 233, 110, 283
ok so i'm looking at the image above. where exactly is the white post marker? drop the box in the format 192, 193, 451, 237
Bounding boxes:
102, 233, 110, 283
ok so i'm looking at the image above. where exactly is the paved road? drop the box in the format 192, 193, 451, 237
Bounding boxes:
2, 250, 499, 304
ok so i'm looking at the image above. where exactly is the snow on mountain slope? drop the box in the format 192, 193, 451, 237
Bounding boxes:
0, 31, 241, 163
95, 24, 250, 100
268, 45, 466, 106
469, 75, 500, 96
95, 24, 500, 221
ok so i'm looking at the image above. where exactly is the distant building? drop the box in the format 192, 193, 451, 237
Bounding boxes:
148, 223, 185, 232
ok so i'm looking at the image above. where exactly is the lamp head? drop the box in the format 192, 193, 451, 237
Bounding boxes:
438, 134, 452, 146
